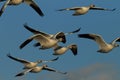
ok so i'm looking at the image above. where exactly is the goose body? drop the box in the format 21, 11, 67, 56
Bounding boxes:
53, 44, 77, 56
20, 24, 80, 49
78, 33, 120, 53
0, 0, 44, 16
20, 33, 65, 49
23, 24, 80, 47
58, 4, 116, 16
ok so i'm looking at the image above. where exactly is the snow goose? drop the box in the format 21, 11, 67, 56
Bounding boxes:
15, 64, 67, 77
7, 54, 59, 69
20, 24, 80, 49
0, 0, 44, 16
78, 33, 120, 53
23, 24, 80, 47
53, 44, 77, 56
57, 4, 116, 16
24, 24, 81, 47
19, 32, 66, 49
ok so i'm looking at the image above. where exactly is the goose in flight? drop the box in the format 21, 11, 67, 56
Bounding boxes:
57, 4, 116, 16
23, 24, 80, 47
0, 0, 44, 16
7, 54, 59, 69
19, 32, 66, 49
78, 33, 120, 53
20, 24, 80, 49
53, 44, 77, 56
15, 64, 67, 77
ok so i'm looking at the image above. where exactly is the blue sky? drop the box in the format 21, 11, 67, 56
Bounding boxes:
0, 0, 120, 80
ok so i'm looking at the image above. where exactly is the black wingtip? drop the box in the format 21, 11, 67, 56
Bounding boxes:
59, 71, 67, 74
0, 11, 3, 16
19, 38, 33, 49
24, 24, 30, 29
7, 53, 11, 57
63, 72, 67, 74
105, 8, 116, 11
29, 4, 44, 17
7, 53, 15, 59
24, 24, 40, 34
52, 57, 59, 61
71, 45, 77, 56
112, 8, 116, 11
19, 44, 23, 49
78, 34, 88, 38
72, 27, 81, 33
33, 43, 40, 47
40, 13, 44, 17
15, 73, 24, 77
77, 34, 81, 38
56, 9, 65, 11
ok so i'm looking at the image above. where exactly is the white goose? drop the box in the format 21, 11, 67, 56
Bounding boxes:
20, 32, 66, 49
15, 64, 67, 77
78, 33, 120, 53
58, 4, 116, 16
23, 24, 80, 47
20, 24, 80, 49
0, 0, 44, 16
7, 54, 59, 69
53, 44, 77, 56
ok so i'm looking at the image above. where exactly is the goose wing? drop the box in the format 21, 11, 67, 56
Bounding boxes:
33, 42, 41, 47
46, 57, 59, 62
90, 7, 116, 11
65, 28, 81, 35
24, 0, 44, 16
20, 34, 51, 49
78, 34, 108, 48
15, 69, 32, 77
24, 24, 52, 38
42, 57, 59, 63
0, 0, 10, 16
43, 67, 67, 74
57, 7, 82, 11
70, 44, 77, 56
7, 54, 30, 64
19, 36, 34, 49
111, 37, 120, 44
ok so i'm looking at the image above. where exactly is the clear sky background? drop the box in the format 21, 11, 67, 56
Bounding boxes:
0, 0, 120, 80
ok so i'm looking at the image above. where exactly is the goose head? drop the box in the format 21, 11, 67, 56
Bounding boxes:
58, 38, 66, 43
113, 43, 119, 47
55, 32, 66, 43
43, 64, 48, 68
90, 4, 95, 8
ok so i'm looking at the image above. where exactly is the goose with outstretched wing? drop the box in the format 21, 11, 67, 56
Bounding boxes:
57, 4, 116, 16
78, 33, 120, 53
0, 0, 44, 16
7, 54, 59, 69
23, 24, 80, 47
15, 64, 67, 77
19, 33, 66, 49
